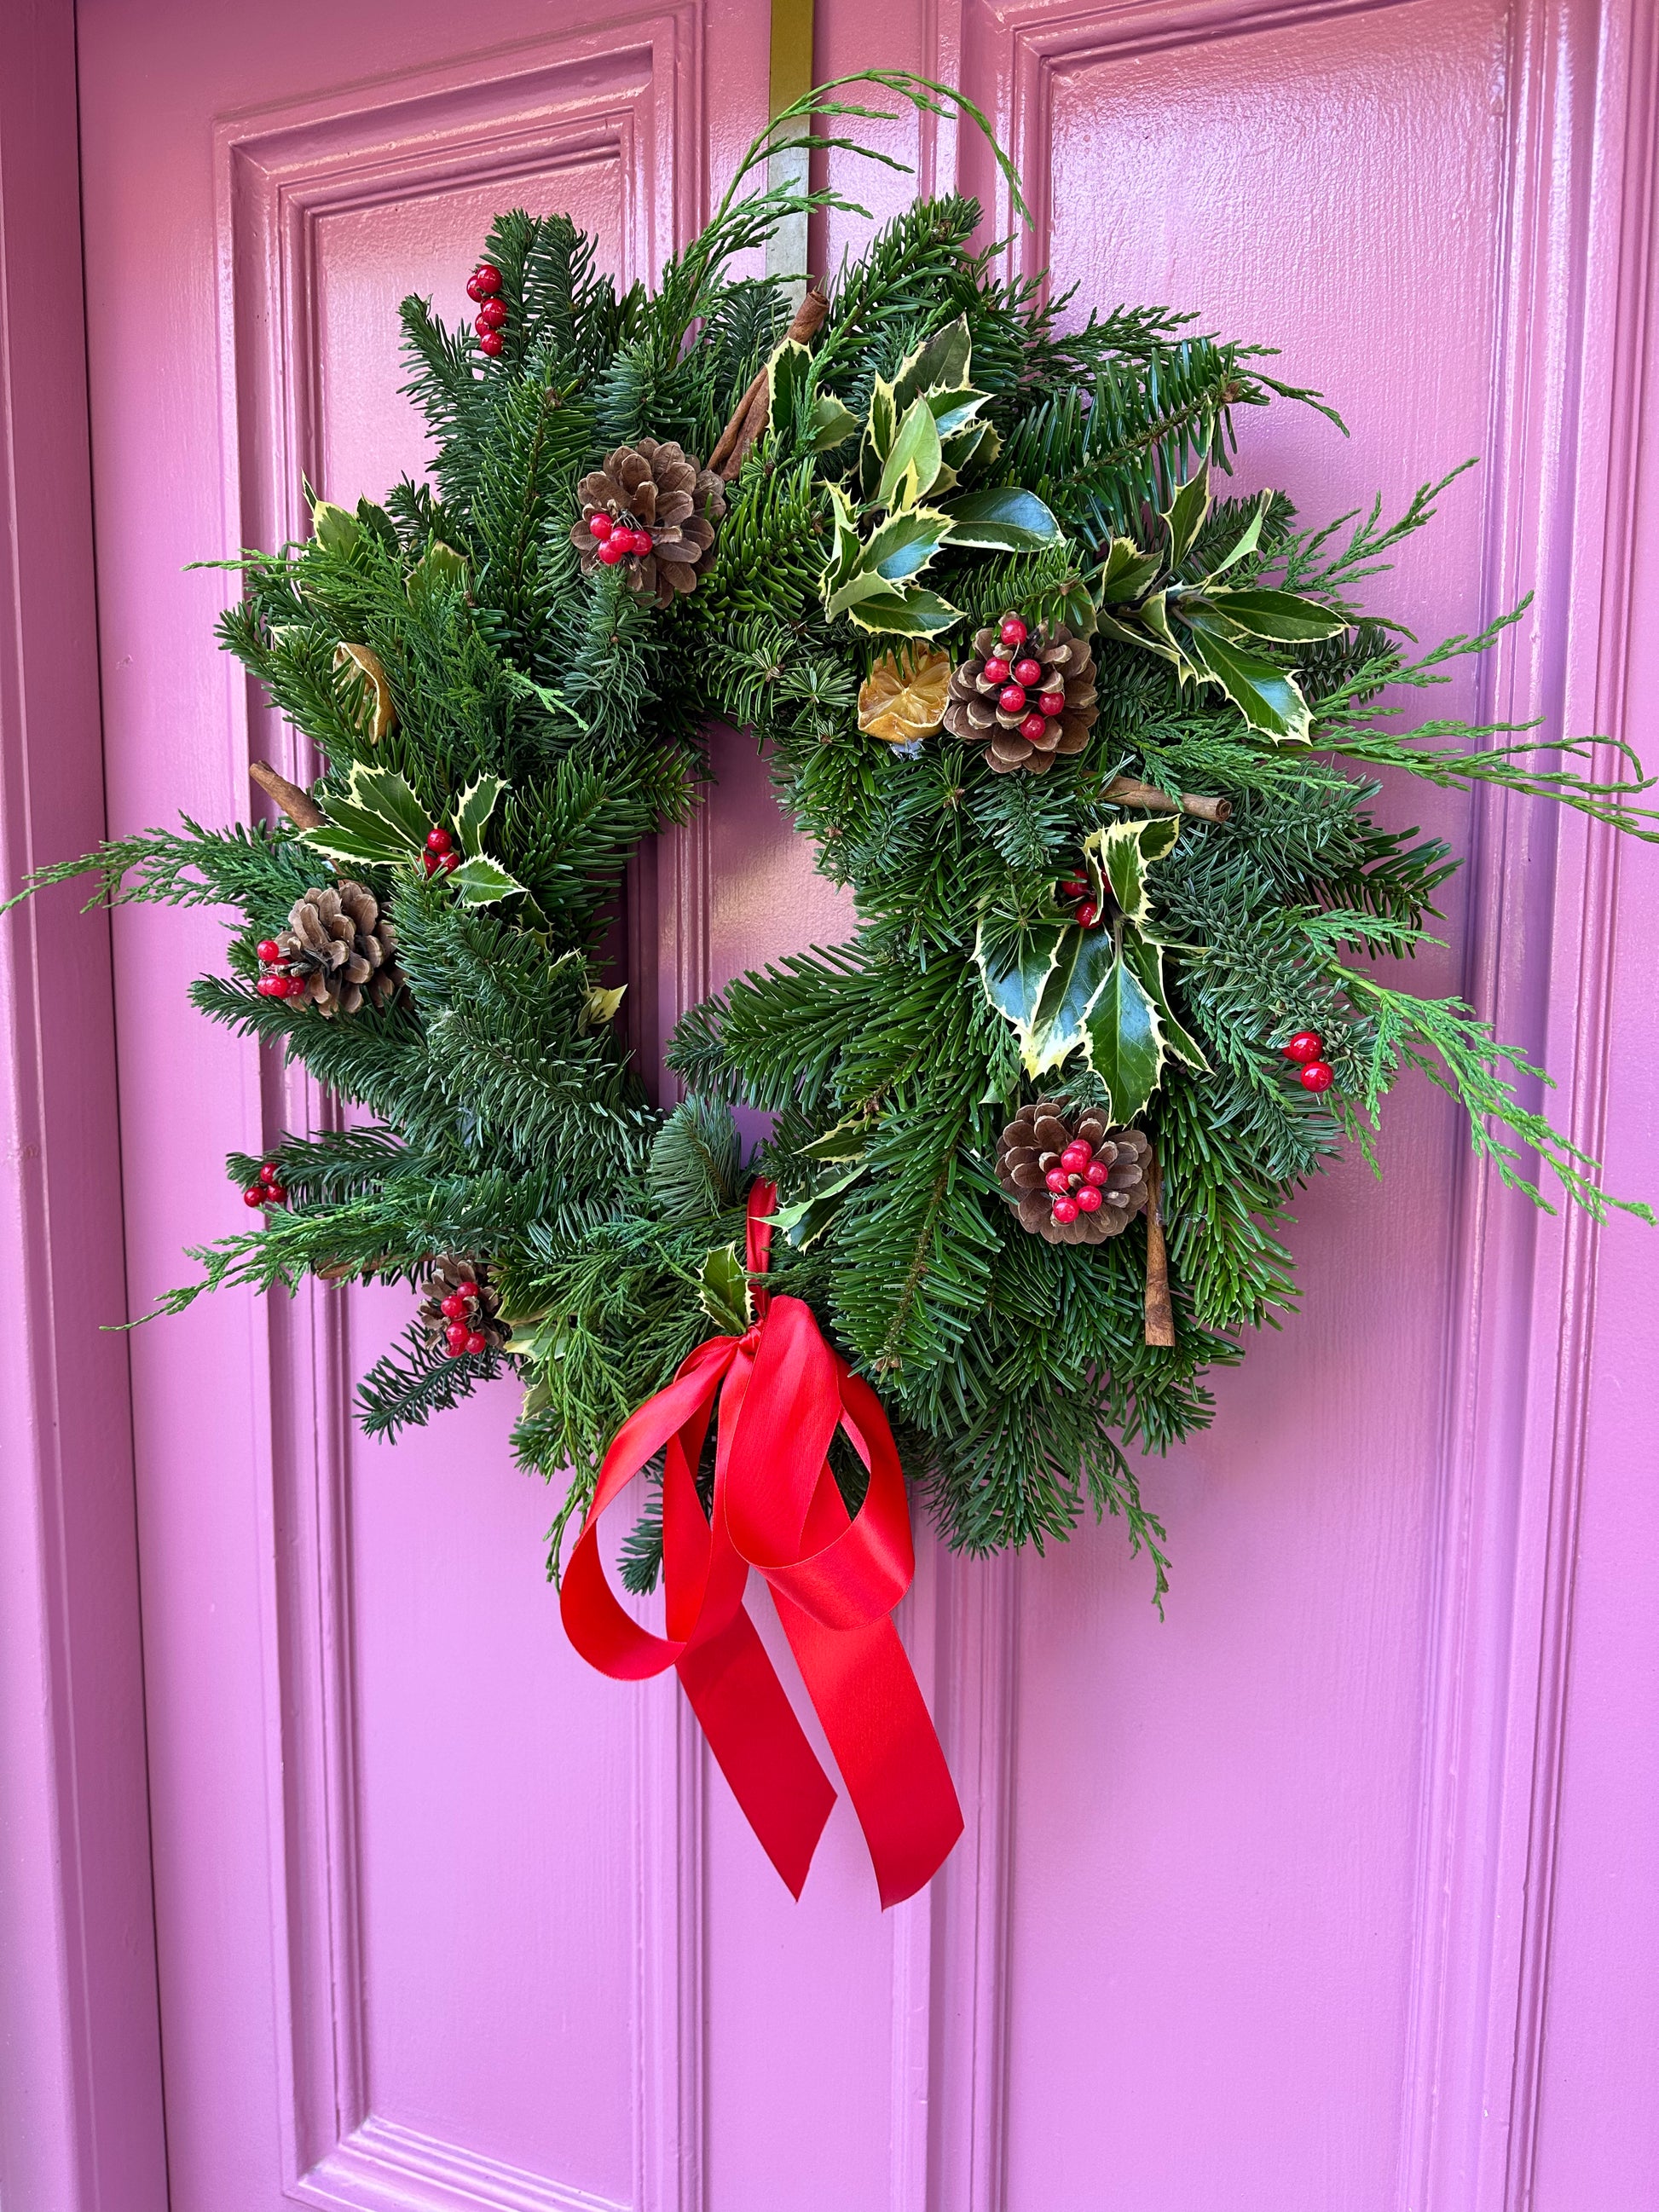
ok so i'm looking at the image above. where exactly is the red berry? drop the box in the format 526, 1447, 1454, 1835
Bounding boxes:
256, 938, 281, 963
471, 263, 502, 297
1060, 1141, 1092, 1173
999, 616, 1028, 648
1075, 1184, 1104, 1213
243, 1185, 267, 1208
1044, 1166, 1071, 1195
1084, 1159, 1111, 1187
624, 528, 652, 556
1012, 656, 1042, 687
256, 976, 282, 996
1019, 712, 1049, 742
426, 826, 452, 854
477, 297, 507, 331
588, 512, 614, 542
982, 657, 1010, 686
422, 851, 440, 877
997, 685, 1026, 714
1299, 1060, 1335, 1094
1059, 876, 1090, 899
447, 1320, 471, 1350
1051, 1195, 1079, 1224
263, 1183, 288, 1206
443, 1341, 467, 1359
1038, 690, 1066, 719
453, 1281, 478, 1302
440, 851, 460, 874
474, 312, 497, 338
285, 976, 310, 1000
1074, 901, 1100, 928
259, 1162, 280, 1185
1282, 1030, 1324, 1065
478, 331, 506, 359
440, 1291, 468, 1320
597, 538, 626, 565
465, 274, 488, 303
464, 1331, 488, 1356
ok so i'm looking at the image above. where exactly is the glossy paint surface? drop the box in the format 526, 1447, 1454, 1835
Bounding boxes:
18, 0, 1651, 2206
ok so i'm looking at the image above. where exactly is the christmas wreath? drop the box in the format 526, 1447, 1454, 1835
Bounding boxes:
16, 77, 1654, 1900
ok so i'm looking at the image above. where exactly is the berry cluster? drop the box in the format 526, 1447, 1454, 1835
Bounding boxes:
241, 1162, 288, 1210
1057, 870, 1101, 930
980, 615, 1068, 752
254, 938, 309, 1000
1281, 1029, 1336, 1093
466, 263, 506, 358
587, 511, 655, 567
439, 1276, 491, 1360
422, 825, 461, 879
1043, 1134, 1117, 1226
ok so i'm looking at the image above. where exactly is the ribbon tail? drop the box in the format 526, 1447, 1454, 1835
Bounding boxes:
677, 1606, 835, 1900
771, 1592, 963, 1909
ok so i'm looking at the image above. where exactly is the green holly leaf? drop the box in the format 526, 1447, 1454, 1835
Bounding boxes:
941, 485, 1062, 552
1084, 952, 1166, 1124
1205, 498, 1268, 577
767, 1160, 870, 1250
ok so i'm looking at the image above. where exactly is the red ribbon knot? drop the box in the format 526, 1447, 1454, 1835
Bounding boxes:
560, 1183, 962, 1905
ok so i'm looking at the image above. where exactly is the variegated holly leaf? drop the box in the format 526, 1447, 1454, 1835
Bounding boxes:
1082, 814, 1182, 932
1084, 952, 1166, 1124
1179, 615, 1313, 742
878, 396, 945, 511
448, 854, 529, 908
1122, 936, 1208, 1071
698, 1245, 750, 1335
893, 315, 972, 407
941, 485, 1061, 552
845, 586, 960, 636
1163, 465, 1212, 569
454, 773, 506, 857
975, 917, 1119, 1080
300, 760, 427, 870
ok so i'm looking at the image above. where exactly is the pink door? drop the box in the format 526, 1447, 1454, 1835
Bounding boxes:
3, 0, 1655, 2206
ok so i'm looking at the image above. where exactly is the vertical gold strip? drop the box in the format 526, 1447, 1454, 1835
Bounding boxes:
766, 0, 816, 301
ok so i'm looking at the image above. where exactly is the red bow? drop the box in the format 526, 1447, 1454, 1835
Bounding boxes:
560, 1184, 962, 1906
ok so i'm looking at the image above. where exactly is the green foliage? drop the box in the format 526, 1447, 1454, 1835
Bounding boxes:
13, 75, 1655, 1608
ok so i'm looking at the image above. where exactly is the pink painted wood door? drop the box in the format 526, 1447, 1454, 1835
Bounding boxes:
65, 2, 1659, 2209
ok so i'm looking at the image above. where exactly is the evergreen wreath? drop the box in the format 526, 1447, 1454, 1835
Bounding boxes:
16, 76, 1656, 1612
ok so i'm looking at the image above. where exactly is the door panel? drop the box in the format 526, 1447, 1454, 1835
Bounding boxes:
72, 0, 1657, 2207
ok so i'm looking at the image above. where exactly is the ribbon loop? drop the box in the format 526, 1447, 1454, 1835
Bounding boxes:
560, 1183, 962, 1906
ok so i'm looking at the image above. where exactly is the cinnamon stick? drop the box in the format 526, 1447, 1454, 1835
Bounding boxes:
1103, 774, 1232, 825
1143, 1150, 1176, 1348
250, 759, 326, 831
708, 284, 832, 480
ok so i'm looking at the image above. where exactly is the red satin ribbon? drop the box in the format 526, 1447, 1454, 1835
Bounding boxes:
560, 1184, 962, 1906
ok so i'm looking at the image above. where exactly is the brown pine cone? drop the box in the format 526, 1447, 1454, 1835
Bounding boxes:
943, 618, 1097, 774
275, 882, 399, 1017
995, 1097, 1151, 1245
569, 438, 726, 606
416, 1255, 512, 1354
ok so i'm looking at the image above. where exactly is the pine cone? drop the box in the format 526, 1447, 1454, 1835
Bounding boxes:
570, 438, 726, 606
416, 1255, 512, 1354
943, 617, 1097, 774
995, 1097, 1151, 1245
275, 882, 399, 1017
